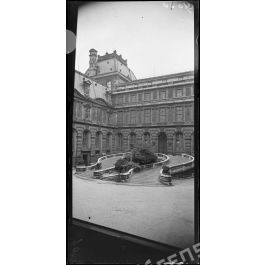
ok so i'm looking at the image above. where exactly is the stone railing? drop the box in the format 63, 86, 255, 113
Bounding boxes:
75, 152, 130, 173
168, 154, 194, 175
159, 154, 194, 185
99, 167, 135, 182
92, 152, 131, 177
93, 152, 169, 179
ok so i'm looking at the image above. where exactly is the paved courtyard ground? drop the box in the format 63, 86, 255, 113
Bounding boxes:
73, 175, 194, 249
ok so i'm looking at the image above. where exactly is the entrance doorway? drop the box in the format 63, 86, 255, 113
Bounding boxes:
82, 152, 91, 166
158, 133, 167, 154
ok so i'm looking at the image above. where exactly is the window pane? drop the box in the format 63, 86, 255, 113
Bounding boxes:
144, 109, 151, 123
159, 108, 166, 122
175, 106, 184, 122
160, 91, 166, 100
186, 86, 191, 96
131, 94, 136, 103
153, 90, 157, 99
168, 87, 173, 98
144, 93, 151, 101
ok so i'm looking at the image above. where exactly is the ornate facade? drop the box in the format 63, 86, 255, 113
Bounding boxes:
73, 49, 194, 165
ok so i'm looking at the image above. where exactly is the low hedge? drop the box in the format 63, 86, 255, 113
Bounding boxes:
114, 157, 137, 173
132, 148, 157, 165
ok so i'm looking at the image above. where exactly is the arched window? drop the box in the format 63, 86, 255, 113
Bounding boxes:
143, 132, 151, 145
184, 134, 192, 155
84, 106, 91, 120
191, 132, 194, 155
158, 132, 167, 154
129, 132, 136, 149
83, 130, 91, 149
116, 133, 123, 150
106, 132, 112, 152
95, 131, 102, 152
174, 132, 184, 154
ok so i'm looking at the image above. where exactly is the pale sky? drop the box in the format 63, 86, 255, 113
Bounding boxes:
75, 1, 194, 79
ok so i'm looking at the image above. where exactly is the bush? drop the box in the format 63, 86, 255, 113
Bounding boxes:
162, 164, 170, 174
133, 165, 141, 173
95, 163, 102, 170
114, 157, 136, 173
132, 148, 157, 165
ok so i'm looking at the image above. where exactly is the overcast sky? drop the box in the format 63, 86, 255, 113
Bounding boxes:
75, 1, 194, 79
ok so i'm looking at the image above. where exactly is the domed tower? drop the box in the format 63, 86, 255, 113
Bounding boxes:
86, 48, 98, 77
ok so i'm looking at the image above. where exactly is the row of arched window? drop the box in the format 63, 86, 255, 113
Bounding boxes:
72, 130, 193, 157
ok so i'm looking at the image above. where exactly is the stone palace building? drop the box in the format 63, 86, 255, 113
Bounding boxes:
73, 49, 194, 165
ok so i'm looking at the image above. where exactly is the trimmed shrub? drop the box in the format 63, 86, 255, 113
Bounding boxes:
133, 165, 141, 173
132, 148, 157, 165
95, 163, 102, 170
114, 158, 137, 173
162, 164, 170, 174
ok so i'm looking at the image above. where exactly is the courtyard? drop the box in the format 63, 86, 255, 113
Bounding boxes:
73, 154, 194, 249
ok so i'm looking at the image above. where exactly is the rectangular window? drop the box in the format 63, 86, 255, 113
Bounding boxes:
138, 93, 142, 101
160, 91, 166, 100
144, 109, 151, 123
137, 110, 142, 124
168, 87, 173, 98
175, 88, 183, 97
124, 94, 129, 103
168, 107, 173, 122
118, 95, 123, 104
96, 108, 100, 122
103, 110, 106, 123
117, 111, 123, 124
153, 90, 157, 100
152, 108, 157, 124
77, 103, 82, 118
131, 94, 136, 103
131, 110, 136, 124
186, 86, 191, 97
175, 106, 184, 122
92, 107, 96, 121
100, 109, 102, 123
144, 93, 151, 101
126, 111, 130, 124
159, 108, 166, 123
185, 106, 192, 122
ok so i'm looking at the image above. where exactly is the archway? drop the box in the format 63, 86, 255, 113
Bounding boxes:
174, 132, 184, 154
158, 132, 167, 154
116, 133, 123, 151
95, 131, 102, 153
191, 132, 194, 155
143, 132, 151, 146
106, 132, 112, 153
129, 132, 136, 149
82, 130, 91, 149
